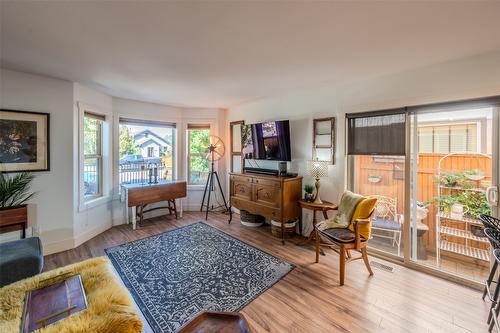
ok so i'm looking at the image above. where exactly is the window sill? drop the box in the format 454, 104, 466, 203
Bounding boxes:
79, 195, 111, 212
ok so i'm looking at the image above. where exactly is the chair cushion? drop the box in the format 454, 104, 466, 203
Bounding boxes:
348, 197, 378, 240
322, 227, 366, 243
0, 237, 43, 288
372, 218, 401, 231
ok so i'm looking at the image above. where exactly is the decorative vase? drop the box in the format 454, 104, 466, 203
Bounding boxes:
304, 193, 314, 202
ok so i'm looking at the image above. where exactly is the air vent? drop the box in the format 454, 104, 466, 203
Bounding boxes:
370, 261, 394, 272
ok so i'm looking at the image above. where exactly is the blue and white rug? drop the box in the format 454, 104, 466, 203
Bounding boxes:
105, 222, 293, 333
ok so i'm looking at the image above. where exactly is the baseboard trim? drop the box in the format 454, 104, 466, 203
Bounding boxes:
42, 237, 75, 256
74, 222, 112, 248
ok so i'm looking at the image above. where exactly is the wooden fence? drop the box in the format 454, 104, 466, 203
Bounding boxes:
353, 153, 492, 253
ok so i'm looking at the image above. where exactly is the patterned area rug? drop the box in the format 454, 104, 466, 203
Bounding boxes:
105, 222, 293, 333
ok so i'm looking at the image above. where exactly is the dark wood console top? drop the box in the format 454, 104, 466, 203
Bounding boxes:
229, 172, 302, 182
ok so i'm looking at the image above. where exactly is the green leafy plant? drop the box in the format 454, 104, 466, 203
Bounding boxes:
456, 191, 491, 219
435, 171, 473, 188
304, 184, 315, 194
433, 195, 457, 211
0, 172, 36, 208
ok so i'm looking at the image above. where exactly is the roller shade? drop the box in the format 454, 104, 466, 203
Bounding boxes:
84, 112, 105, 122
187, 124, 210, 130
347, 109, 406, 156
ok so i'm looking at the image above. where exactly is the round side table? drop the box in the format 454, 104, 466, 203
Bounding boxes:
297, 199, 338, 247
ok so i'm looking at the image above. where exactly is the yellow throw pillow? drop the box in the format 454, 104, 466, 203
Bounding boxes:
348, 197, 378, 240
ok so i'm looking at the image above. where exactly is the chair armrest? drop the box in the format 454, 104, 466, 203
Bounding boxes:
353, 218, 371, 248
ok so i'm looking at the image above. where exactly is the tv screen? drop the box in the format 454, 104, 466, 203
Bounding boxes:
241, 120, 291, 161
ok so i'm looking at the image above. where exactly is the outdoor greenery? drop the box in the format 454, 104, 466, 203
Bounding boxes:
436, 171, 474, 188
434, 191, 491, 219
119, 126, 140, 157
83, 117, 100, 155
0, 172, 36, 208
189, 129, 210, 173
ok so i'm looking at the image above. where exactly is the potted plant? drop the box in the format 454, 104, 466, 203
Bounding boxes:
464, 169, 485, 181
368, 174, 382, 183
433, 194, 456, 216
0, 173, 35, 237
304, 184, 315, 202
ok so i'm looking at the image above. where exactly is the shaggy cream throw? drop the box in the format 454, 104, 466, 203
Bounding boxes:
317, 191, 364, 231
0, 257, 142, 333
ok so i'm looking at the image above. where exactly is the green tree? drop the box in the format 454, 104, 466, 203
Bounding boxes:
119, 126, 140, 157
189, 130, 210, 176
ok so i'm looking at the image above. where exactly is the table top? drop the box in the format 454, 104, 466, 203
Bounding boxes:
121, 180, 186, 190
298, 199, 338, 210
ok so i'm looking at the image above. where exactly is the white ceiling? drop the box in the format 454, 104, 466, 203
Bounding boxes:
1, 1, 500, 108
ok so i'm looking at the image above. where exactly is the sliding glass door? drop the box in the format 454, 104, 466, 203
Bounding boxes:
347, 99, 500, 284
346, 111, 406, 258
408, 105, 499, 283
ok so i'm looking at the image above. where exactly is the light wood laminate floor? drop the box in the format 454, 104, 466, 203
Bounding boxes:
45, 212, 489, 332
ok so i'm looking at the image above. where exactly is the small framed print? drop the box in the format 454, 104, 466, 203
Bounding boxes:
0, 109, 50, 172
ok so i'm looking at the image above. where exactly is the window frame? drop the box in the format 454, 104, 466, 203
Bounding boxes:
78, 102, 110, 211
83, 113, 104, 201
117, 117, 177, 186
417, 121, 480, 154
187, 124, 211, 186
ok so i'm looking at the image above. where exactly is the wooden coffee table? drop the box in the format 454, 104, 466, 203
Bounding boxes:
178, 311, 251, 333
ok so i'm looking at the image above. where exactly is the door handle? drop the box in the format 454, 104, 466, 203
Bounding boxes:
486, 186, 499, 206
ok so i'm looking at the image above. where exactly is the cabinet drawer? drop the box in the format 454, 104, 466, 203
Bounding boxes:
253, 184, 281, 208
232, 180, 252, 201
252, 178, 281, 188
230, 175, 252, 183
231, 197, 281, 221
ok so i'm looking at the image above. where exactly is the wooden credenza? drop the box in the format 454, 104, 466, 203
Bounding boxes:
229, 172, 302, 243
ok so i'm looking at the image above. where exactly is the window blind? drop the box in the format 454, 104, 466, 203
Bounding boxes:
119, 117, 176, 128
346, 109, 406, 156
187, 124, 210, 130
84, 111, 105, 122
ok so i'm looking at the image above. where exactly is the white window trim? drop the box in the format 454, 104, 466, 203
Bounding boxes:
184, 119, 217, 190
113, 114, 181, 199
78, 102, 112, 211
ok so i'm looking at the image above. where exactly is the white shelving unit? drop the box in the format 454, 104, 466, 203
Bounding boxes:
435, 152, 491, 265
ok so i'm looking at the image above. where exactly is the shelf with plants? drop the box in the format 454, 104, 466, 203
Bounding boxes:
434, 153, 491, 264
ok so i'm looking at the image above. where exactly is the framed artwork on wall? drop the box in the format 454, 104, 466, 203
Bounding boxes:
0, 109, 50, 173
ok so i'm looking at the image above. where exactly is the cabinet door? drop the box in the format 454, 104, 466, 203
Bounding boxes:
232, 179, 252, 201
253, 184, 281, 208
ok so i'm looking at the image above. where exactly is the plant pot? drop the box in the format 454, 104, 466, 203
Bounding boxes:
368, 175, 382, 183
0, 205, 28, 238
304, 193, 315, 202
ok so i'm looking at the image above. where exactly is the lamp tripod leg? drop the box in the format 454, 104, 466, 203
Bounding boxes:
214, 171, 232, 223
205, 172, 213, 220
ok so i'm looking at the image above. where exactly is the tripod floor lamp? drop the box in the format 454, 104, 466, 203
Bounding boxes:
200, 135, 232, 222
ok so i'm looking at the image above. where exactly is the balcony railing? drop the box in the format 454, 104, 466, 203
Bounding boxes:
119, 161, 172, 184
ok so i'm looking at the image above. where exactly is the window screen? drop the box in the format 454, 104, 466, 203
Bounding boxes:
347, 110, 406, 155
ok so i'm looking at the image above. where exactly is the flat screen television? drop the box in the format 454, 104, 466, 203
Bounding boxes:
241, 120, 291, 161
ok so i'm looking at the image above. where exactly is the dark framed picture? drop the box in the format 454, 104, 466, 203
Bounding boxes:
0, 109, 50, 172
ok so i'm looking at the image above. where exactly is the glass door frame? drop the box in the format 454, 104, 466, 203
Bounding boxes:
350, 99, 500, 289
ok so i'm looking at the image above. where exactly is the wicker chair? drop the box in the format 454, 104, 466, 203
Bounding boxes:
371, 195, 403, 256
314, 207, 376, 286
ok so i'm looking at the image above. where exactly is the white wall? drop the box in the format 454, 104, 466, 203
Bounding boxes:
1, 70, 227, 254
227, 49, 500, 235
111, 98, 226, 222
0, 69, 75, 253
73, 83, 114, 247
